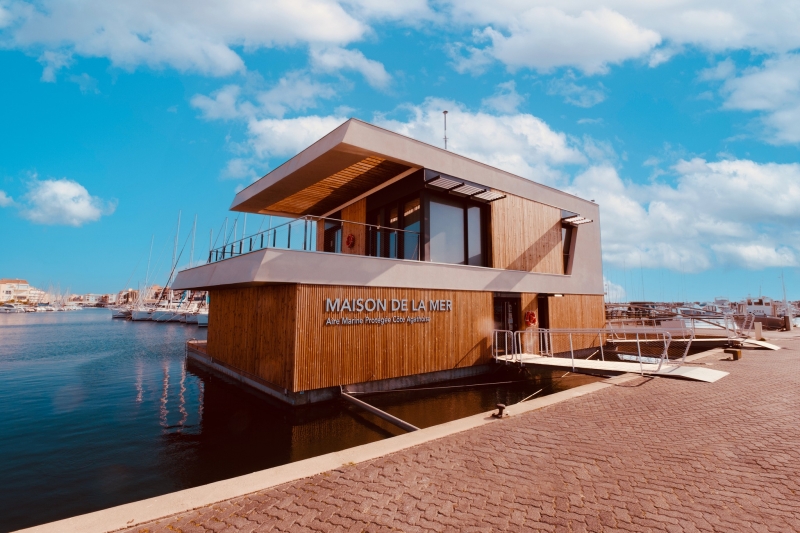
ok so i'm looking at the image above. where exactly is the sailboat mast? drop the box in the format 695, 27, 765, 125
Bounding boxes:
172, 211, 181, 276
190, 214, 197, 267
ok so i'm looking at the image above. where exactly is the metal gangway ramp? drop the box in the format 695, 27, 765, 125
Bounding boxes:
493, 327, 728, 383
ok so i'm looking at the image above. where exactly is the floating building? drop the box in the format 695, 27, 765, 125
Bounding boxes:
174, 119, 604, 404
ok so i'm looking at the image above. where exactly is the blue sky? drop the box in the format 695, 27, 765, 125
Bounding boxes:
0, 1, 798, 302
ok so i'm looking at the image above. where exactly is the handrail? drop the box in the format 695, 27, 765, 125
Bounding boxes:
492, 330, 516, 362
497, 327, 676, 376
206, 215, 422, 264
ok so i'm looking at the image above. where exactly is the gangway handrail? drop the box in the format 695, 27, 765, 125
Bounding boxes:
604, 324, 693, 366
492, 330, 517, 363
495, 327, 677, 375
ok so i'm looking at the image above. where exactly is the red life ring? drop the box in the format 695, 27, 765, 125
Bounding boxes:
524, 311, 537, 327
345, 233, 356, 249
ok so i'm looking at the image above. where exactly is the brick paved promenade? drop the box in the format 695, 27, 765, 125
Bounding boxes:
126, 338, 800, 532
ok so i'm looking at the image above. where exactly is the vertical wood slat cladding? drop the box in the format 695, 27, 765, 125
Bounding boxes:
520, 293, 539, 326
490, 194, 564, 274
293, 285, 494, 391
340, 199, 366, 256
548, 294, 605, 329
547, 294, 606, 352
207, 286, 297, 390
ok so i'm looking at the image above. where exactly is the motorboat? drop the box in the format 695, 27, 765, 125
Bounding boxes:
0, 303, 26, 313
110, 307, 132, 319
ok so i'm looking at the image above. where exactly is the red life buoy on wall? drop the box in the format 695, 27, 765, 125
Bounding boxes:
524, 311, 537, 327
345, 233, 356, 249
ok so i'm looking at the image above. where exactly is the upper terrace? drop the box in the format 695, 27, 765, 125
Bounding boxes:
173, 119, 603, 294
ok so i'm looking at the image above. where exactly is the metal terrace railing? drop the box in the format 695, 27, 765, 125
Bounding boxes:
207, 215, 421, 264
606, 313, 750, 339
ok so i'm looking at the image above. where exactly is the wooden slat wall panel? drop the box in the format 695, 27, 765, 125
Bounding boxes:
547, 294, 606, 352
548, 294, 606, 329
520, 293, 538, 326
293, 285, 494, 391
490, 193, 563, 274
207, 286, 297, 389
341, 199, 366, 256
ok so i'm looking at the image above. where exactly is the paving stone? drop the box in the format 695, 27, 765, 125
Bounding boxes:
123, 339, 800, 532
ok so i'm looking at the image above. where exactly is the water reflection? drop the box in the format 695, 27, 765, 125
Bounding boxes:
0, 310, 601, 532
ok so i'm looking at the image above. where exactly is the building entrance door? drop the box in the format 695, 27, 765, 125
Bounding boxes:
493, 294, 521, 332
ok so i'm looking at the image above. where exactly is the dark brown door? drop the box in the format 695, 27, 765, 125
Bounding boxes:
493, 295, 521, 331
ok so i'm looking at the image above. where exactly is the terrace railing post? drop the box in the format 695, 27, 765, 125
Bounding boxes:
260, 233, 264, 249
303, 219, 308, 251
599, 332, 604, 361
636, 332, 643, 375
569, 333, 575, 372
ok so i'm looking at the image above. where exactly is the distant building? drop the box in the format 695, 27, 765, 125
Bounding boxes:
0, 279, 31, 302
117, 289, 138, 305
101, 294, 118, 305
82, 294, 103, 305
27, 287, 46, 304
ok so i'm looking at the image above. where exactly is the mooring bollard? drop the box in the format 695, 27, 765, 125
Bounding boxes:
724, 348, 742, 360
492, 403, 506, 418
754, 321, 764, 341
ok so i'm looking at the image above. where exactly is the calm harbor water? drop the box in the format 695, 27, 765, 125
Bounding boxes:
0, 309, 601, 532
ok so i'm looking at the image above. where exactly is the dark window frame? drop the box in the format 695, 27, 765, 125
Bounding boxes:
423, 189, 488, 267
368, 190, 425, 261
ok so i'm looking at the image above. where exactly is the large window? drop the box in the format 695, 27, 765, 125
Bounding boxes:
467, 206, 483, 266
368, 195, 421, 260
428, 194, 485, 266
403, 198, 421, 259
429, 196, 466, 264
366, 177, 487, 266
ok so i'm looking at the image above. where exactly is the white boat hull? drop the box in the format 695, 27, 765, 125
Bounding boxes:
111, 308, 131, 319
131, 310, 153, 321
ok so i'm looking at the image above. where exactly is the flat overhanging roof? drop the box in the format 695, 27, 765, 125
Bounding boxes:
231, 118, 597, 217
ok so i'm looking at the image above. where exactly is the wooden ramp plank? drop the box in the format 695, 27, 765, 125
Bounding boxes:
653, 365, 728, 383
740, 339, 781, 350
496, 354, 728, 383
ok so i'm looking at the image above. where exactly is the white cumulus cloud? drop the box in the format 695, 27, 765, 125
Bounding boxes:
569, 159, 800, 272
376, 97, 586, 185
310, 46, 391, 89
3, 0, 367, 77
717, 54, 800, 144
446, 1, 800, 74
20, 178, 116, 226
0, 190, 13, 207
247, 115, 347, 160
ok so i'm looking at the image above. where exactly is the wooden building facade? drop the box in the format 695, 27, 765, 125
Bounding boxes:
174, 119, 605, 404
